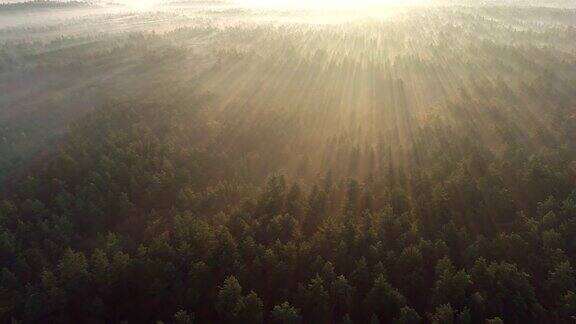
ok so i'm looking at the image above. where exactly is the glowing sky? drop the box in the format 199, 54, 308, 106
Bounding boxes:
240, 0, 430, 9
119, 0, 160, 9
118, 0, 430, 10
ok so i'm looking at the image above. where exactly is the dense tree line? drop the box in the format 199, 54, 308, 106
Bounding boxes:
0, 83, 573, 322
0, 1, 94, 12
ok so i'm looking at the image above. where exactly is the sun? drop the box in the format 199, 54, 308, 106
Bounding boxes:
122, 0, 160, 10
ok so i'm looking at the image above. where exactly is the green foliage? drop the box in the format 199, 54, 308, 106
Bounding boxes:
365, 275, 406, 321
271, 302, 302, 324
393, 306, 421, 324
174, 310, 194, 324
216, 276, 264, 323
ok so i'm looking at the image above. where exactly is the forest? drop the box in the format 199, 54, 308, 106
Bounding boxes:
0, 1, 93, 11
0, 0, 575, 323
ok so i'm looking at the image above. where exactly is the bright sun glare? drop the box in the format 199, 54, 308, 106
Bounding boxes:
123, 0, 160, 10
121, 0, 429, 10
241, 0, 430, 10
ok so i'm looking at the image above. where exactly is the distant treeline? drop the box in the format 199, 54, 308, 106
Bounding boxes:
430, 0, 576, 8
0, 0, 94, 11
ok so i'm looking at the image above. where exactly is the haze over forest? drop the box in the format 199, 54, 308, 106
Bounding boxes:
0, 0, 575, 323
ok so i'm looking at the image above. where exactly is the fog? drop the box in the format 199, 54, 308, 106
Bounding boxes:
0, 0, 575, 183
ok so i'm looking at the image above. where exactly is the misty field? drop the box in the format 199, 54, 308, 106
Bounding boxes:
0, 1, 575, 323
